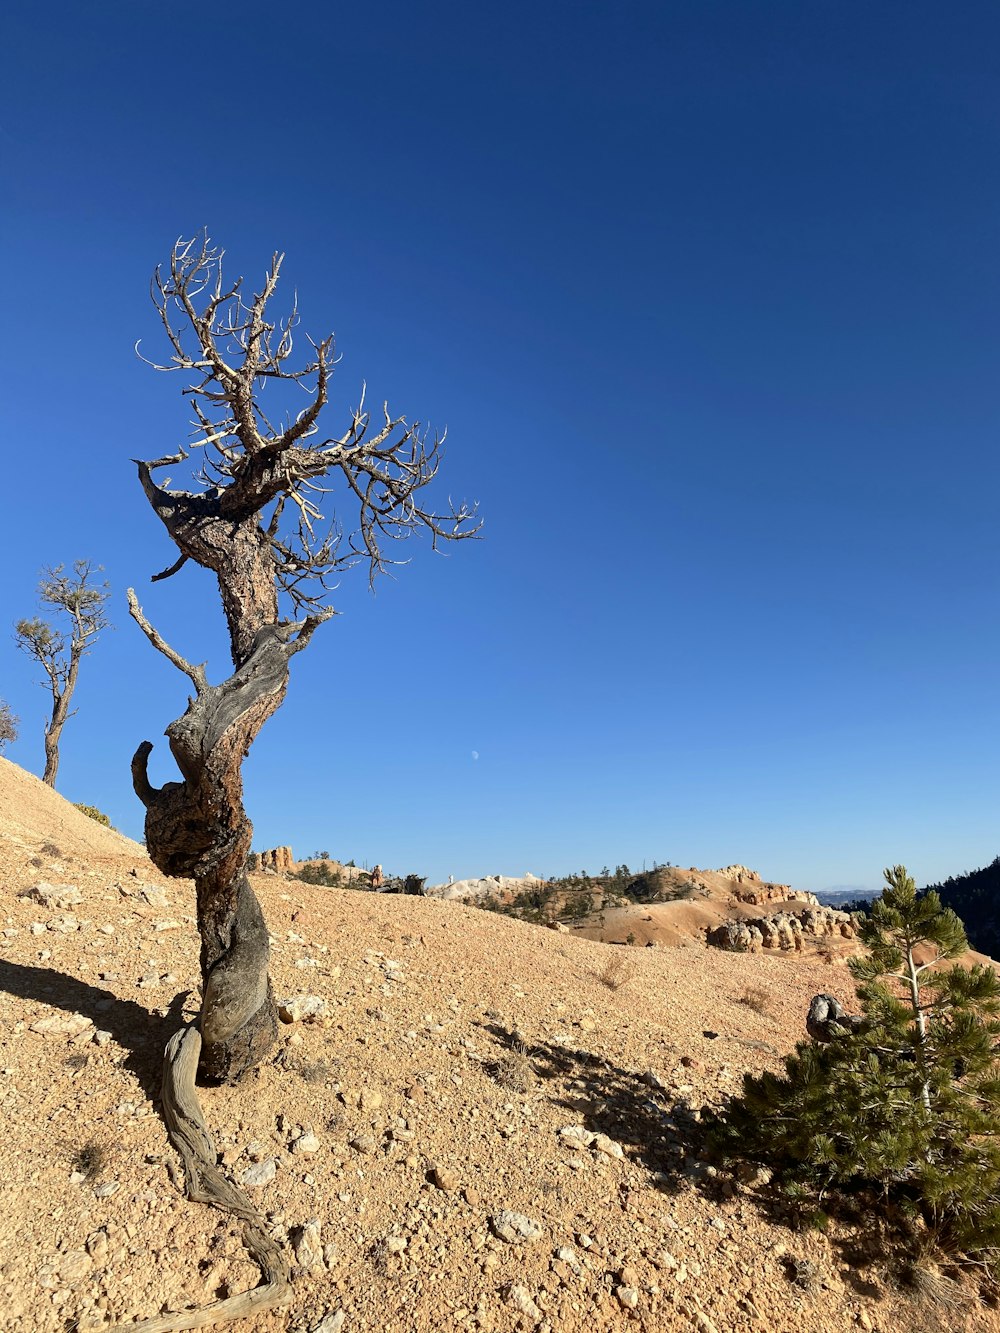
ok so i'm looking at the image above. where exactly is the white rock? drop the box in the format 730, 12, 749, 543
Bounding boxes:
277, 994, 327, 1023
591, 1133, 625, 1159
507, 1285, 543, 1320
491, 1210, 544, 1243
30, 1014, 94, 1038
140, 885, 169, 907
21, 883, 83, 910
291, 1129, 320, 1155
293, 1219, 323, 1270
310, 1313, 345, 1333
559, 1124, 595, 1150
241, 1158, 278, 1187
615, 1285, 639, 1309
57, 1250, 92, 1283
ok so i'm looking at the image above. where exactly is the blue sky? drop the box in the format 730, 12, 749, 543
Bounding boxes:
2, 2, 999, 893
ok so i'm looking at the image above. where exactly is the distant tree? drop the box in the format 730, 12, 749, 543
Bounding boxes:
129, 235, 479, 1084
14, 560, 111, 786
0, 700, 18, 753
711, 866, 1000, 1271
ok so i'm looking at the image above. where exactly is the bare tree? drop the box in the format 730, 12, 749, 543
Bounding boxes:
15, 560, 111, 786
131, 234, 480, 1086
0, 699, 18, 753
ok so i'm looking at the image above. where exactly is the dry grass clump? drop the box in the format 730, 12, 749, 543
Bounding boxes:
897, 1252, 969, 1311
70, 1139, 108, 1181
736, 986, 770, 1014
599, 951, 635, 991
297, 1058, 338, 1085
490, 1040, 534, 1094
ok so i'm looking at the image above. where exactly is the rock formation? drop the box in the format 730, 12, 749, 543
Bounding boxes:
249, 846, 294, 873
708, 905, 856, 953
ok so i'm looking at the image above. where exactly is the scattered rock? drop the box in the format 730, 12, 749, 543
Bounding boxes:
491, 1210, 544, 1243
507, 1284, 543, 1321
30, 1014, 93, 1038
292, 1218, 323, 1270
19, 883, 82, 910
349, 1135, 377, 1155
241, 1158, 278, 1187
278, 994, 328, 1024
431, 1164, 459, 1191
615, 1285, 639, 1309
310, 1313, 345, 1333
291, 1128, 320, 1155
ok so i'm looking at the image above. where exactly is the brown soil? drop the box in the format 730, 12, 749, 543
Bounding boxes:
1, 757, 996, 1332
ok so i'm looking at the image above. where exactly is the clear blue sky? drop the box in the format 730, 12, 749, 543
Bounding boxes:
2, 2, 998, 894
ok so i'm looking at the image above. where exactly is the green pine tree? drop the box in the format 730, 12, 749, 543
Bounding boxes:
709, 865, 1000, 1267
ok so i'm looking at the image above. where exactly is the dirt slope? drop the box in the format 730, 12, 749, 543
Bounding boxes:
0, 761, 995, 1333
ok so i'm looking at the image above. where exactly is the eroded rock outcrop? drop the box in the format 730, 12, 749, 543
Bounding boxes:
249, 846, 294, 873
708, 905, 856, 953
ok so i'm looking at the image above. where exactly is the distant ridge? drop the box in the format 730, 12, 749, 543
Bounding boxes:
925, 856, 1000, 960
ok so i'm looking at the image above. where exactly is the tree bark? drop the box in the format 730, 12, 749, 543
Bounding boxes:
41, 646, 81, 787
130, 534, 322, 1081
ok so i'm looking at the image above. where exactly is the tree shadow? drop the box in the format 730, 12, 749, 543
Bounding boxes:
483, 1022, 899, 1303
0, 958, 192, 1105
483, 1022, 705, 1195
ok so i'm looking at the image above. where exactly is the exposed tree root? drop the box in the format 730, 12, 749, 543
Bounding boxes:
105, 1026, 289, 1333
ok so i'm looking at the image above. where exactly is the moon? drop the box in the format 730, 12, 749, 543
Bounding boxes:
471, 750, 479, 761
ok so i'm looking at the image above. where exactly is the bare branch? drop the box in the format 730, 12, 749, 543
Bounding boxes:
151, 554, 189, 583
127, 588, 207, 694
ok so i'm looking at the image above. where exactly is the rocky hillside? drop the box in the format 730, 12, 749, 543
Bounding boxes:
1, 758, 996, 1332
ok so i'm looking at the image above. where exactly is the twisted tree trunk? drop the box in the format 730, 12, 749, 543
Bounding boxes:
130, 511, 326, 1081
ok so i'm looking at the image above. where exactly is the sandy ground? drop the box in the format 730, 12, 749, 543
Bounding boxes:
0, 757, 997, 1333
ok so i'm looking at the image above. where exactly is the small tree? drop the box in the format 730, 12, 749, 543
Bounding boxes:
711, 865, 1000, 1267
15, 560, 111, 786
0, 700, 18, 753
130, 235, 479, 1083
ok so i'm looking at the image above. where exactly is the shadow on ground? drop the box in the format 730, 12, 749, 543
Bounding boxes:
483, 1021, 703, 1195
481, 1020, 915, 1303
0, 958, 191, 1105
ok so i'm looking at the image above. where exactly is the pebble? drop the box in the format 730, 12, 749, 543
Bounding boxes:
615, 1285, 639, 1309
431, 1164, 459, 1191
591, 1133, 625, 1160
86, 1230, 109, 1262
57, 1250, 92, 1283
30, 1014, 93, 1038
292, 1219, 323, 1270
93, 1181, 120, 1198
277, 994, 328, 1023
20, 883, 83, 910
291, 1129, 320, 1155
310, 1313, 345, 1333
491, 1210, 544, 1243
349, 1135, 377, 1155
241, 1158, 278, 1186
507, 1284, 543, 1321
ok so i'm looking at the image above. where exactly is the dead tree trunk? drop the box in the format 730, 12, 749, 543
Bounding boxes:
130, 236, 479, 1083
129, 566, 328, 1081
